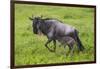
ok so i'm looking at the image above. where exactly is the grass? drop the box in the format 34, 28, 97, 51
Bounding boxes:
15, 4, 95, 66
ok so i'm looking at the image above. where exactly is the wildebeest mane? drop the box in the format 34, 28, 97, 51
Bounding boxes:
43, 18, 63, 23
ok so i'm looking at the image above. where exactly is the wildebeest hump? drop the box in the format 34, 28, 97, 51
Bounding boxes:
45, 20, 75, 36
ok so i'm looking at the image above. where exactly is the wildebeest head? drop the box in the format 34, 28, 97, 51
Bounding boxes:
29, 15, 43, 34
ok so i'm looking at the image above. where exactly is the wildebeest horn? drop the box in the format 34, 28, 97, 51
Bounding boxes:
29, 15, 34, 20
29, 17, 33, 20
32, 15, 34, 18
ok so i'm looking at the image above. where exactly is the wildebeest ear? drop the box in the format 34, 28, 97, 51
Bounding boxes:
29, 17, 33, 20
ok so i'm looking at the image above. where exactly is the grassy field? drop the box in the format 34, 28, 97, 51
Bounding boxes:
15, 4, 95, 66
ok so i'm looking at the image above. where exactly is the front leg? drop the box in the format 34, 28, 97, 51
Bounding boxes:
45, 39, 54, 52
46, 30, 55, 52
53, 40, 56, 52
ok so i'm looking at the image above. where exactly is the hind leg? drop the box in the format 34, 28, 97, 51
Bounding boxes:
67, 44, 74, 57
66, 45, 71, 56
70, 45, 74, 57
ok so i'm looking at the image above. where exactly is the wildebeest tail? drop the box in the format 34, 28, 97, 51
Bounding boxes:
74, 30, 85, 51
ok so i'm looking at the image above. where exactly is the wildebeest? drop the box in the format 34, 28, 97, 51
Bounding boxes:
29, 15, 85, 55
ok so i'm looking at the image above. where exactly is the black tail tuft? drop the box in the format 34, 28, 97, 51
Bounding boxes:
74, 30, 85, 51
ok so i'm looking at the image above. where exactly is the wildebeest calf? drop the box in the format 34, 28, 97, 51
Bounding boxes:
56, 36, 76, 56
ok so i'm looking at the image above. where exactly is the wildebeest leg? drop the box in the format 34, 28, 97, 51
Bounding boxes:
70, 45, 74, 57
66, 44, 71, 56
53, 40, 56, 52
45, 39, 54, 52
66, 44, 74, 56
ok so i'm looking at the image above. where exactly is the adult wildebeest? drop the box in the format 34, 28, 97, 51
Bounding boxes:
29, 16, 85, 55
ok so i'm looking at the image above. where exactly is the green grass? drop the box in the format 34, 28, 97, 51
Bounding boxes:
15, 4, 95, 66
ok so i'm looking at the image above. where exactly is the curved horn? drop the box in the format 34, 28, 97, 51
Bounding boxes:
29, 14, 34, 20
29, 17, 33, 20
